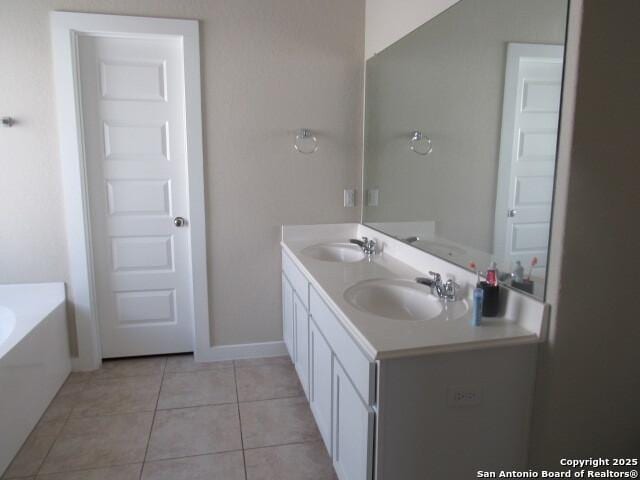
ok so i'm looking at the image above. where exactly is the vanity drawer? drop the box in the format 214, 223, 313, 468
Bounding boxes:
310, 286, 376, 405
282, 250, 309, 308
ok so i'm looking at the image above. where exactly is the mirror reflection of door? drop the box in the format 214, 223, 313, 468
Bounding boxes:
493, 43, 564, 294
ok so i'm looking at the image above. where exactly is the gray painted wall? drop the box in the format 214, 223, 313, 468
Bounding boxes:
530, 0, 640, 464
363, 0, 567, 253
0, 0, 365, 349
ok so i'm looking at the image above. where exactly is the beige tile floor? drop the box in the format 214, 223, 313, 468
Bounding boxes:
3, 355, 337, 480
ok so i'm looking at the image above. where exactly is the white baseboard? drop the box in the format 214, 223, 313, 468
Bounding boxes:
194, 340, 287, 363
71, 355, 102, 372
70, 340, 287, 371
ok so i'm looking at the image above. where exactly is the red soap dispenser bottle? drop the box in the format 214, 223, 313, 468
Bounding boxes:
486, 261, 499, 286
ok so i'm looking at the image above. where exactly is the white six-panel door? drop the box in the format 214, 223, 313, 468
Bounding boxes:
78, 34, 194, 358
494, 43, 564, 280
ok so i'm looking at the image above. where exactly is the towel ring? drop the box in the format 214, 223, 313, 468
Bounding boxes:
294, 128, 318, 154
409, 131, 432, 156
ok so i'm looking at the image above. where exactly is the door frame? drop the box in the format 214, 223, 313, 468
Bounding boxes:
51, 11, 210, 371
493, 42, 564, 264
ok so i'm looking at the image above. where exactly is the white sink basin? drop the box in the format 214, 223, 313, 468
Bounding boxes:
344, 279, 442, 321
301, 242, 366, 263
344, 279, 469, 322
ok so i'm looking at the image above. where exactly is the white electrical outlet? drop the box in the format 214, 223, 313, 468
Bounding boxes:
344, 189, 356, 207
447, 386, 482, 407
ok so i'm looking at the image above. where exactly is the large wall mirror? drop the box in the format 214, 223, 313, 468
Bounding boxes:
363, 0, 570, 300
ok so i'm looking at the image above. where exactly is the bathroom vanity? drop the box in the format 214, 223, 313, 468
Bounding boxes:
281, 223, 548, 480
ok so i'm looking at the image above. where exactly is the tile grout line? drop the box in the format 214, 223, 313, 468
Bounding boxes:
238, 393, 305, 405
88, 372, 166, 383
44, 391, 306, 423
29, 446, 256, 477
33, 375, 91, 477
134, 447, 245, 465
140, 357, 167, 480
28, 460, 143, 478
233, 361, 249, 480
243, 438, 326, 452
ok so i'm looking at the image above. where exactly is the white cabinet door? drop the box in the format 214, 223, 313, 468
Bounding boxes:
333, 360, 374, 480
293, 293, 309, 398
282, 274, 295, 362
309, 319, 333, 454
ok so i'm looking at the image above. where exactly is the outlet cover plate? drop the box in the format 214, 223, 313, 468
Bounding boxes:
447, 385, 483, 407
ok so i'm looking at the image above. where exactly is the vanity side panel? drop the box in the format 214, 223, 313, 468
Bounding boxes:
376, 345, 536, 480
282, 250, 310, 308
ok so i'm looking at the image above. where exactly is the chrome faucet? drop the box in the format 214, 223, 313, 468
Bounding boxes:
401, 236, 420, 244
416, 271, 459, 301
349, 236, 377, 256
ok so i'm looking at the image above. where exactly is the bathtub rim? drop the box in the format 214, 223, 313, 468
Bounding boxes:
0, 282, 66, 359
0, 306, 16, 346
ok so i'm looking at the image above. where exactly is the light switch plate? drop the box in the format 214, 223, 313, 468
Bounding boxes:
367, 188, 379, 206
344, 189, 356, 208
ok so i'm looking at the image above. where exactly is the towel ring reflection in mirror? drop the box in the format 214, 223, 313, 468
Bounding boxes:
294, 128, 319, 154
409, 130, 433, 156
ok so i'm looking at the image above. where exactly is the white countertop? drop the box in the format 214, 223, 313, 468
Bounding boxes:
282, 224, 543, 360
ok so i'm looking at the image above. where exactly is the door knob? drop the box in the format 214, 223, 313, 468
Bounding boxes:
173, 216, 186, 227
507, 209, 517, 217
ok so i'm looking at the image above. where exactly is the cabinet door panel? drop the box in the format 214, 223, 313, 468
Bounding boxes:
309, 319, 333, 454
282, 274, 295, 362
333, 360, 374, 480
294, 293, 309, 398
310, 287, 375, 404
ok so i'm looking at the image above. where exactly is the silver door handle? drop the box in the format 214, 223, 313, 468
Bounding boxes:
508, 209, 517, 217
174, 217, 186, 227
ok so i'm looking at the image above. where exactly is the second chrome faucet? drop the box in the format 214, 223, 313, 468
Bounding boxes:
416, 271, 459, 301
350, 236, 377, 256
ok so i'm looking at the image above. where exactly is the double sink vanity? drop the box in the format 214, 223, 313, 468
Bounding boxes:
280, 1, 567, 477
281, 223, 548, 480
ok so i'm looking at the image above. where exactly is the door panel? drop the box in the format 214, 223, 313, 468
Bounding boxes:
294, 293, 309, 398
282, 274, 295, 361
111, 236, 174, 272
103, 122, 169, 161
333, 360, 374, 480
100, 60, 167, 101
78, 35, 193, 357
310, 319, 333, 454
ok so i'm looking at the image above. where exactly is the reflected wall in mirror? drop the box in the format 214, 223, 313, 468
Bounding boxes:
363, 0, 569, 300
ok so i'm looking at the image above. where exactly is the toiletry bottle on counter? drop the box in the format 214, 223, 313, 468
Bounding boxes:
513, 261, 524, 283
472, 285, 484, 326
469, 262, 483, 326
486, 261, 498, 286
480, 261, 500, 317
